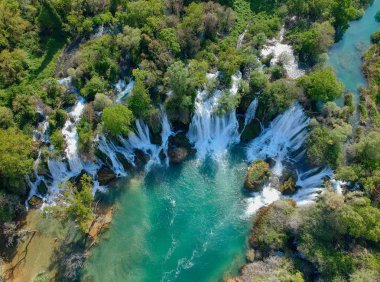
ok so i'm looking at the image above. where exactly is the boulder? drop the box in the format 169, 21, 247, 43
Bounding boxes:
244, 160, 270, 192
169, 147, 189, 164
28, 195, 43, 209
37, 181, 48, 196
97, 166, 116, 186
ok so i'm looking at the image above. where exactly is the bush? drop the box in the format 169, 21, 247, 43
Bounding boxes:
81, 75, 107, 101
93, 93, 112, 112
244, 160, 270, 191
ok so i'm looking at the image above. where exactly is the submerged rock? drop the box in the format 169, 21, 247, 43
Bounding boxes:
28, 195, 43, 209
97, 166, 117, 186
244, 160, 271, 191
168, 147, 189, 164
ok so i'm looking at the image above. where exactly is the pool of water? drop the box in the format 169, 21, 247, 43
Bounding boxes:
83, 150, 251, 282
328, 0, 380, 104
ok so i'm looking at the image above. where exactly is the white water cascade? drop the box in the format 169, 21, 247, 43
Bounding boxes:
241, 98, 259, 134
115, 79, 135, 103
246, 104, 310, 176
99, 109, 174, 173
62, 97, 86, 174
187, 72, 242, 158
261, 27, 305, 79
244, 104, 334, 216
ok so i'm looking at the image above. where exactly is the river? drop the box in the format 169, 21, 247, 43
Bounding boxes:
83, 2, 380, 281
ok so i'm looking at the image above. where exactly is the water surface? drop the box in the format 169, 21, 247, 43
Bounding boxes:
84, 151, 250, 282
329, 0, 380, 103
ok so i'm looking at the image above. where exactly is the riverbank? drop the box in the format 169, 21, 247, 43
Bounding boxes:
1, 202, 114, 281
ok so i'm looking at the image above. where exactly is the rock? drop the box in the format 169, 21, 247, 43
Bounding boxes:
240, 120, 261, 142
37, 181, 48, 196
244, 160, 270, 192
246, 249, 255, 262
97, 166, 116, 186
28, 195, 43, 209
279, 177, 297, 195
169, 147, 189, 163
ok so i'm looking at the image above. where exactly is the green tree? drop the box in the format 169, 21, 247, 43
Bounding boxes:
0, 49, 28, 87
0, 107, 14, 129
299, 67, 344, 102
64, 174, 95, 233
93, 93, 112, 112
0, 128, 33, 191
0, 0, 30, 50
102, 104, 134, 136
38, 0, 64, 36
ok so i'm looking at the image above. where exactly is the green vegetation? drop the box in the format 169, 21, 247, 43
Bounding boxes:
102, 105, 134, 136
244, 160, 270, 191
298, 67, 344, 103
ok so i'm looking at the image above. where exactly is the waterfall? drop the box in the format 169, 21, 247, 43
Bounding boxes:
187, 72, 242, 158
119, 109, 174, 170
246, 104, 309, 176
97, 136, 130, 177
292, 167, 333, 205
62, 97, 86, 174
99, 109, 174, 173
241, 98, 258, 134
115, 79, 135, 103
261, 26, 305, 79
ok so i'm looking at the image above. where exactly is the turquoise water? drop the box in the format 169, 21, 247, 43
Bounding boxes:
83, 3, 380, 281
328, 0, 380, 103
84, 150, 251, 282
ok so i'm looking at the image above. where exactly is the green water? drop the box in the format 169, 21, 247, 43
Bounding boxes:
84, 3, 380, 281
84, 150, 250, 282
328, 0, 380, 103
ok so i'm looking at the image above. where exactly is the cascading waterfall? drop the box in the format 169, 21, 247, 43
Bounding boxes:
115, 79, 135, 103
261, 27, 305, 79
99, 109, 174, 173
244, 104, 333, 216
292, 167, 333, 205
187, 72, 242, 158
246, 104, 310, 176
62, 97, 86, 174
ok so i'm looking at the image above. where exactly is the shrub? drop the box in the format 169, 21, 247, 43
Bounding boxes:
102, 105, 134, 136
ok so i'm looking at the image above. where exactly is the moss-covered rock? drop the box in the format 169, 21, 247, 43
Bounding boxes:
28, 195, 43, 209
244, 160, 270, 191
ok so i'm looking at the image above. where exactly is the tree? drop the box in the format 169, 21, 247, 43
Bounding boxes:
128, 82, 152, 119
102, 104, 134, 136
116, 26, 142, 62
0, 0, 29, 50
63, 174, 95, 233
299, 67, 344, 103
93, 93, 112, 112
81, 75, 107, 101
0, 107, 14, 129
0, 49, 28, 87
38, 0, 64, 37
258, 79, 301, 121
0, 128, 33, 191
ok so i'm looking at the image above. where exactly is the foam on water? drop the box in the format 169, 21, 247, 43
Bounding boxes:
261, 27, 305, 79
